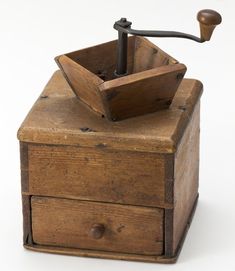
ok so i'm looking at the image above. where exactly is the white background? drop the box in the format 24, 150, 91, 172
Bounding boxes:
0, 0, 235, 270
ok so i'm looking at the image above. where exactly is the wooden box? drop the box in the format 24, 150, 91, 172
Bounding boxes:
18, 70, 203, 263
55, 36, 186, 121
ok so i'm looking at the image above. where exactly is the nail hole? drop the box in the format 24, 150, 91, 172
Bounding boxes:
178, 105, 187, 111
80, 127, 96, 132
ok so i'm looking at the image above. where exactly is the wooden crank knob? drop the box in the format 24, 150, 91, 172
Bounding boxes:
90, 224, 105, 239
197, 9, 222, 41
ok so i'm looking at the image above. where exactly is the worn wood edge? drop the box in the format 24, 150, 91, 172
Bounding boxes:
99, 63, 186, 91
164, 193, 199, 261
97, 81, 112, 121
171, 80, 203, 152
164, 208, 174, 257
26, 142, 168, 158
20, 142, 29, 192
164, 154, 174, 205
22, 192, 174, 209
171, 193, 199, 261
22, 195, 33, 245
23, 244, 177, 264
17, 131, 175, 154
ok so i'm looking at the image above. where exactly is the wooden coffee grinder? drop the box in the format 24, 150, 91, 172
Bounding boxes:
18, 9, 222, 263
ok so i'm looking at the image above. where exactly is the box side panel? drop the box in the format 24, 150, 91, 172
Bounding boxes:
26, 145, 169, 208
172, 102, 200, 253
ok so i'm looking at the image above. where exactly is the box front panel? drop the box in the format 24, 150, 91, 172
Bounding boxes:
28, 144, 167, 207
31, 196, 164, 255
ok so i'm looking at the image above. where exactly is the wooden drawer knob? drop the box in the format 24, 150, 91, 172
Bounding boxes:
90, 224, 105, 239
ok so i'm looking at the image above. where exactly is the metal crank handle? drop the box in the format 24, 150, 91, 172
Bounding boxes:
113, 9, 222, 76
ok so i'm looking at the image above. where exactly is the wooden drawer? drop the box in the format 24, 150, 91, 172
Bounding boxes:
27, 144, 168, 207
31, 196, 164, 255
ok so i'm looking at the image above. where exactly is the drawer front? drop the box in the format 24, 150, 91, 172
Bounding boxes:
28, 144, 167, 207
31, 196, 164, 255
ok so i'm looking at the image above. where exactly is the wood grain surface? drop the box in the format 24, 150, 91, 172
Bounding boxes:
27, 144, 168, 207
132, 37, 178, 73
100, 63, 186, 120
17, 70, 203, 154
31, 196, 164, 255
55, 55, 105, 115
